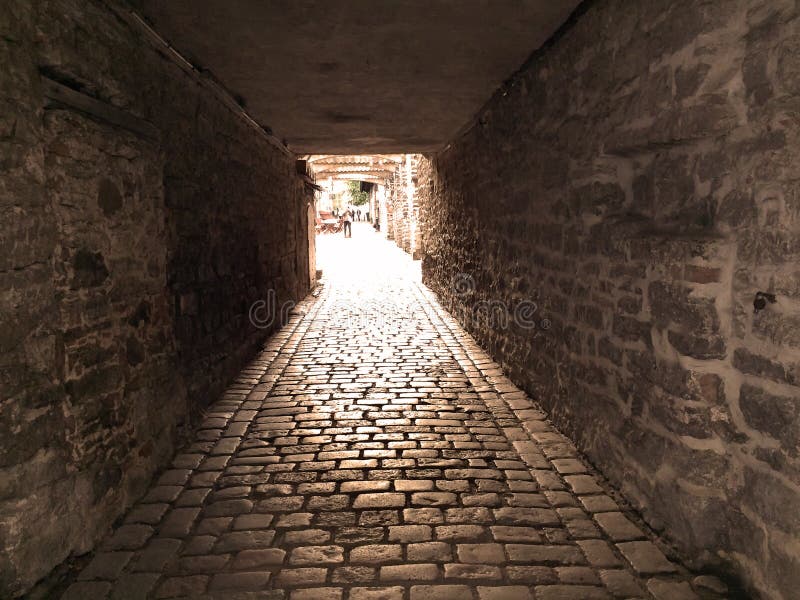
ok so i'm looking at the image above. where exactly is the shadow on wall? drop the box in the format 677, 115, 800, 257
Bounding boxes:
0, 0, 313, 596
417, 1, 800, 599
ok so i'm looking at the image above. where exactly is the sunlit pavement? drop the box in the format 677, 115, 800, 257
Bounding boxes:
316, 222, 421, 284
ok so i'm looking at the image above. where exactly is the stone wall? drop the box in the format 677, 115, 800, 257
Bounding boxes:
0, 0, 312, 595
386, 155, 423, 258
385, 171, 398, 242
419, 1, 800, 598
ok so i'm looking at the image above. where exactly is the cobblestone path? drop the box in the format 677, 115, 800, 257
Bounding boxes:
64, 225, 721, 600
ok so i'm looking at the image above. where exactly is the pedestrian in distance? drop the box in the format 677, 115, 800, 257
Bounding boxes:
342, 208, 353, 237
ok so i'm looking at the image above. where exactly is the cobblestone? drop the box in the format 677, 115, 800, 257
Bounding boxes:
63, 228, 714, 598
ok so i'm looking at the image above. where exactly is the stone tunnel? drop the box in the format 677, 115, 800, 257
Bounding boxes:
2, 1, 799, 599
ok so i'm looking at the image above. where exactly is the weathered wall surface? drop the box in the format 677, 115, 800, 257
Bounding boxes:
0, 0, 311, 595
420, 1, 800, 598
386, 155, 423, 258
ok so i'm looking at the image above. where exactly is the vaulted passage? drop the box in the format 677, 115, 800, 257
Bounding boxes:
2, 2, 799, 600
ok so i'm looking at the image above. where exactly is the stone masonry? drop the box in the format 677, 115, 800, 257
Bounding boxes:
386, 156, 423, 259
4, 0, 799, 597
1, 0, 312, 595
62, 227, 724, 600
417, 1, 800, 599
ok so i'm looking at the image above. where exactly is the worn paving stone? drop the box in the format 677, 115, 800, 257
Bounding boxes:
647, 578, 701, 599
616, 541, 678, 575
599, 569, 645, 597
284, 529, 331, 545
78, 552, 133, 581
102, 525, 154, 551
506, 566, 558, 584
288, 545, 344, 565
274, 567, 328, 587
534, 584, 611, 599
576, 540, 622, 568
410, 584, 472, 600
351, 544, 403, 564
109, 574, 160, 600
349, 587, 404, 600
353, 493, 407, 509
456, 543, 505, 564
214, 530, 276, 553
65, 231, 704, 598
290, 588, 342, 600
153, 575, 208, 598
444, 563, 502, 580
408, 541, 452, 562
388, 524, 432, 542
178, 554, 230, 573
477, 586, 533, 600
380, 563, 440, 581
230, 548, 287, 569
593, 512, 645, 542
332, 566, 377, 584
62, 582, 112, 600
209, 571, 271, 591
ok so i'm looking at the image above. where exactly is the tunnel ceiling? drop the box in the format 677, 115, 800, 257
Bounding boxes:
134, 0, 580, 154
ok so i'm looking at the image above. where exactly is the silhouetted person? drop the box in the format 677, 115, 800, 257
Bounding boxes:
342, 209, 352, 237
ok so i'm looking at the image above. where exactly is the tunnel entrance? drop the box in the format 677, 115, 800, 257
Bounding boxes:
3, 1, 798, 599
307, 155, 424, 261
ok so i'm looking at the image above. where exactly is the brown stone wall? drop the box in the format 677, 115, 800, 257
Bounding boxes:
385, 170, 398, 242
386, 155, 423, 257
0, 0, 311, 595
392, 169, 410, 252
419, 1, 800, 598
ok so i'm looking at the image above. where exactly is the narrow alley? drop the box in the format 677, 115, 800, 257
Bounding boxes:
62, 225, 712, 600
4, 2, 799, 599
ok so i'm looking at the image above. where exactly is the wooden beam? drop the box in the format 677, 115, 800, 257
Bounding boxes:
41, 77, 160, 141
